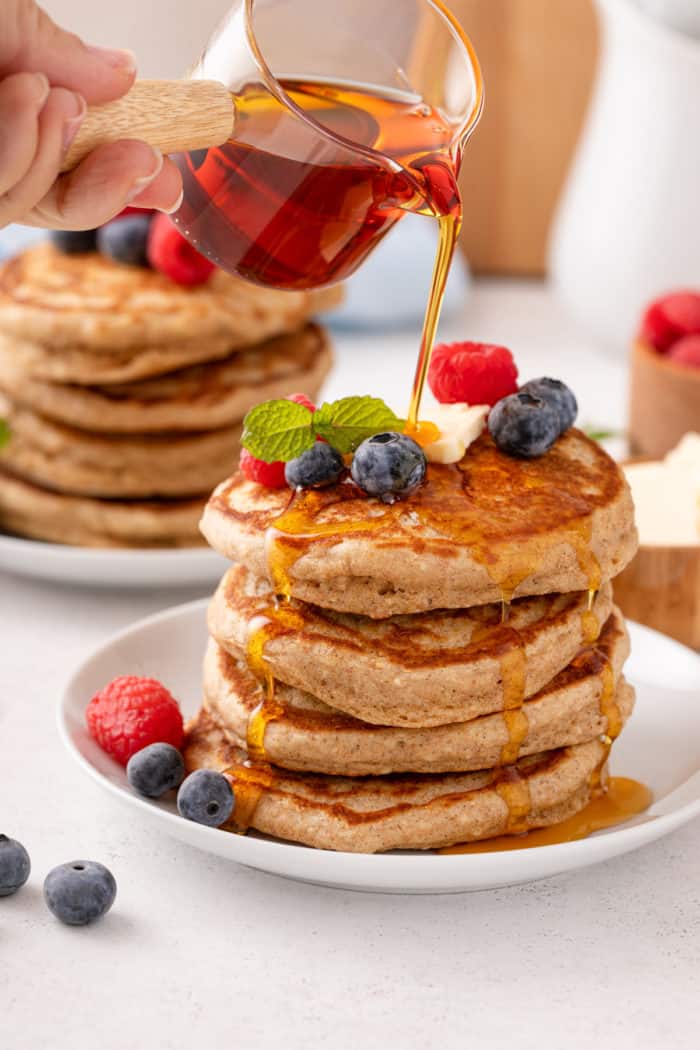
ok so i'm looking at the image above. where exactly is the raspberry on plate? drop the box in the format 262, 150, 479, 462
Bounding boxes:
668, 334, 700, 367
428, 341, 519, 406
147, 214, 216, 286
640, 292, 700, 352
86, 676, 184, 766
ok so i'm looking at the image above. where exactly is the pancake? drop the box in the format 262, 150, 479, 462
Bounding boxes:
0, 329, 243, 385
208, 563, 614, 726
0, 243, 341, 351
0, 397, 242, 499
202, 609, 633, 774
0, 325, 332, 433
183, 712, 611, 852
201, 429, 638, 617
0, 468, 204, 547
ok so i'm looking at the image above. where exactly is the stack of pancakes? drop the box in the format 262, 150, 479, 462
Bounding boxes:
185, 427, 639, 853
0, 243, 334, 547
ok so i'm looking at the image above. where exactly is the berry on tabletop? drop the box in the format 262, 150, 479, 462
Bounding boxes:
489, 391, 561, 458
0, 835, 31, 897
97, 214, 152, 268
285, 443, 344, 489
86, 676, 184, 766
126, 743, 185, 798
351, 432, 427, 501
428, 341, 519, 406
177, 770, 234, 827
44, 861, 116, 926
147, 214, 216, 286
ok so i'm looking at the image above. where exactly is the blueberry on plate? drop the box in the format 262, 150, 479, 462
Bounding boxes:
285, 443, 344, 489
177, 769, 234, 827
44, 860, 116, 925
519, 377, 578, 432
0, 834, 31, 897
50, 229, 98, 254
489, 391, 561, 458
350, 432, 426, 502
126, 742, 185, 799
97, 214, 152, 267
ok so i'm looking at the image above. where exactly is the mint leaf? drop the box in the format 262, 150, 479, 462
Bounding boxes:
242, 400, 315, 462
313, 396, 404, 453
0, 419, 9, 449
583, 425, 619, 442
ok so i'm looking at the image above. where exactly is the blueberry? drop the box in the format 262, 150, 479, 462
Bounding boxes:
285, 443, 344, 489
126, 743, 185, 799
350, 432, 427, 501
177, 769, 234, 827
520, 377, 578, 432
489, 391, 561, 458
50, 229, 98, 254
0, 834, 31, 897
44, 861, 116, 925
97, 214, 152, 267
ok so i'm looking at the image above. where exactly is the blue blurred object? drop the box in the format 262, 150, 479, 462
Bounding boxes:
325, 216, 471, 331
0, 225, 45, 260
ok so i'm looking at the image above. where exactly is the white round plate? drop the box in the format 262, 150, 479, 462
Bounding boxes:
0, 533, 227, 588
60, 600, 700, 894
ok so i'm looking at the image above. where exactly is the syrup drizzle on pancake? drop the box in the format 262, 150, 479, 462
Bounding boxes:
440, 776, 652, 853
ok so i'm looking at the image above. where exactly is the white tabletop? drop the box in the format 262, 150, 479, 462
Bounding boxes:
3, 280, 698, 1050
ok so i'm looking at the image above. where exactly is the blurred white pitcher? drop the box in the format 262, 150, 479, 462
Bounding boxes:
549, 0, 700, 350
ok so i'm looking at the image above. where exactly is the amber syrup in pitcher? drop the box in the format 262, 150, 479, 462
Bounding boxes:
174, 77, 463, 422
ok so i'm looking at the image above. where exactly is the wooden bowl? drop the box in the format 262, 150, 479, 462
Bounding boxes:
629, 340, 700, 458
614, 543, 700, 651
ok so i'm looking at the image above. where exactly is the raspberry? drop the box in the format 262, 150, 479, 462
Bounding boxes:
239, 448, 287, 488
86, 676, 184, 766
668, 334, 700, 368
640, 292, 700, 352
147, 214, 215, 287
287, 392, 317, 413
428, 341, 519, 406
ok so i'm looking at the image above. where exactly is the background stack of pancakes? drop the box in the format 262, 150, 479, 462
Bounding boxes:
184, 428, 639, 853
0, 243, 334, 548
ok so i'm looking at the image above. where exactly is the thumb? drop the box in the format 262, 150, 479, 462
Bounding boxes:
1, 0, 135, 104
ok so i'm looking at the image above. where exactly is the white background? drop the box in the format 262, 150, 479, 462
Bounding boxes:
2, 282, 699, 1049
42, 0, 233, 77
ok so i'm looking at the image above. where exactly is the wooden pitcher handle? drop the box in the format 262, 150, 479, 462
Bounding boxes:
61, 79, 235, 172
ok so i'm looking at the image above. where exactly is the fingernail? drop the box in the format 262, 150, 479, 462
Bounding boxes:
160, 187, 184, 215
32, 73, 50, 108
87, 45, 137, 75
62, 93, 87, 154
125, 148, 164, 202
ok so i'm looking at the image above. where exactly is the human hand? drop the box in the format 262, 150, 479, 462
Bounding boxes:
0, 0, 183, 231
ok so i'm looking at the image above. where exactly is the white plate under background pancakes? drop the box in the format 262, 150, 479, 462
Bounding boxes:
0, 534, 227, 588
59, 600, 700, 894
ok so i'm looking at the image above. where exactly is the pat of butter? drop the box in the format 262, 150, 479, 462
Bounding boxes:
424, 403, 490, 464
624, 432, 700, 546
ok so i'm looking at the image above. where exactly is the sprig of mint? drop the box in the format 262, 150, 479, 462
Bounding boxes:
242, 396, 404, 463
0, 419, 10, 449
583, 424, 621, 443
